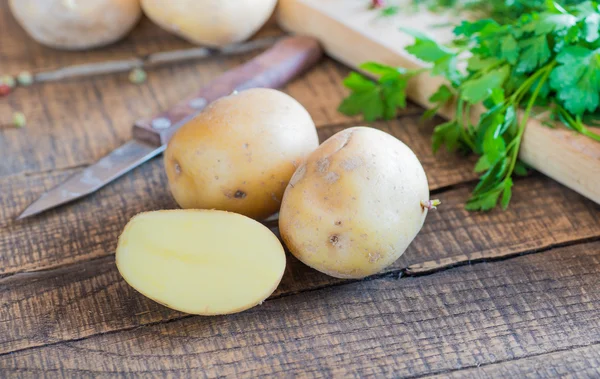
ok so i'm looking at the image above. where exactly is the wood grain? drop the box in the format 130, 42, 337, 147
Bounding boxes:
0, 117, 476, 275
436, 344, 600, 378
2, 241, 600, 377
1, 174, 599, 354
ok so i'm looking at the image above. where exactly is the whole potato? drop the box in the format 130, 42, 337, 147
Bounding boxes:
9, 0, 142, 50
165, 88, 319, 220
141, 0, 277, 47
279, 127, 433, 279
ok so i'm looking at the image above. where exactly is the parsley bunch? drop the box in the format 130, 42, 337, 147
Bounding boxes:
412, 0, 582, 24
339, 1, 600, 211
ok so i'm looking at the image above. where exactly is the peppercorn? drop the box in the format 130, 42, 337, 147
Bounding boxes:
0, 84, 11, 97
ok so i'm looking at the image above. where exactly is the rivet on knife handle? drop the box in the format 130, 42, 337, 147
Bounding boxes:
133, 36, 323, 147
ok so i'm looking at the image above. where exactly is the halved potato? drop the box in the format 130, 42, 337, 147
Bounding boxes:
116, 210, 286, 315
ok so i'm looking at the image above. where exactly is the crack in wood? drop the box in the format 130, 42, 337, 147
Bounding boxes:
0, 236, 597, 359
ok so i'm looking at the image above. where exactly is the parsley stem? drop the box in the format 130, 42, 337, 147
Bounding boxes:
456, 98, 476, 150
510, 63, 552, 103
506, 64, 553, 179
582, 129, 600, 142
557, 105, 600, 142
456, 97, 463, 125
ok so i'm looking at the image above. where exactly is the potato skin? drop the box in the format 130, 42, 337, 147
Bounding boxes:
279, 127, 430, 279
165, 88, 319, 220
9, 0, 141, 50
141, 0, 277, 47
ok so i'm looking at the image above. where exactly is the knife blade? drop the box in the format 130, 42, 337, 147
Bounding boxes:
18, 36, 323, 220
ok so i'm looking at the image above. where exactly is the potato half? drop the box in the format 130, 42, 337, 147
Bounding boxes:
9, 0, 142, 50
141, 0, 277, 47
116, 210, 286, 315
279, 127, 431, 279
165, 88, 319, 220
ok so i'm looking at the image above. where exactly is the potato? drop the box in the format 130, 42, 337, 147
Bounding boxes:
141, 0, 277, 47
9, 0, 142, 50
279, 127, 433, 279
116, 210, 286, 315
165, 88, 319, 220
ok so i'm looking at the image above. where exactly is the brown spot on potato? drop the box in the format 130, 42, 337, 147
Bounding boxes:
316, 158, 329, 173
324, 171, 340, 183
243, 143, 249, 149
173, 161, 182, 175
341, 156, 363, 171
234, 190, 247, 199
335, 221, 342, 226
329, 234, 341, 247
215, 176, 219, 180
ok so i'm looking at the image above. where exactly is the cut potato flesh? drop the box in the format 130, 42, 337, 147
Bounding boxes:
116, 210, 286, 315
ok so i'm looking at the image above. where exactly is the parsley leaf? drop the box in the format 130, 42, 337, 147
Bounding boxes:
432, 121, 462, 153
423, 84, 454, 120
500, 35, 520, 64
584, 13, 600, 42
338, 63, 414, 121
534, 13, 577, 36
401, 27, 456, 62
461, 65, 509, 104
516, 35, 551, 73
402, 27, 463, 84
550, 46, 600, 115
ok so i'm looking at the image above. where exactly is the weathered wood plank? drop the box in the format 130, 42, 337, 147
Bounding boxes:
1, 174, 599, 354
436, 344, 600, 378
0, 117, 477, 275
2, 240, 600, 377
0, 56, 368, 178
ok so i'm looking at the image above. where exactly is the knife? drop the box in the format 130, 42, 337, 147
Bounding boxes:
17, 36, 323, 220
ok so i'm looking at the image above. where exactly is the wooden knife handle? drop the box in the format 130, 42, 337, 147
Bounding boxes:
133, 36, 323, 147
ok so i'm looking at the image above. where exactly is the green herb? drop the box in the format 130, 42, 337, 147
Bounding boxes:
412, 0, 582, 24
342, 1, 600, 211
338, 62, 417, 121
0, 75, 16, 88
380, 5, 401, 16
13, 112, 26, 128
128, 68, 147, 84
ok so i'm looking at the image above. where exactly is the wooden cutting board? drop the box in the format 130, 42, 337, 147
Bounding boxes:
278, 0, 600, 205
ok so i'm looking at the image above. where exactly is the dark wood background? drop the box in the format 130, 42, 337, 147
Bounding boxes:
1, 1, 600, 377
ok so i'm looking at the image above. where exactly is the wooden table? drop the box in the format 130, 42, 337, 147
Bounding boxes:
2, 2, 600, 377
